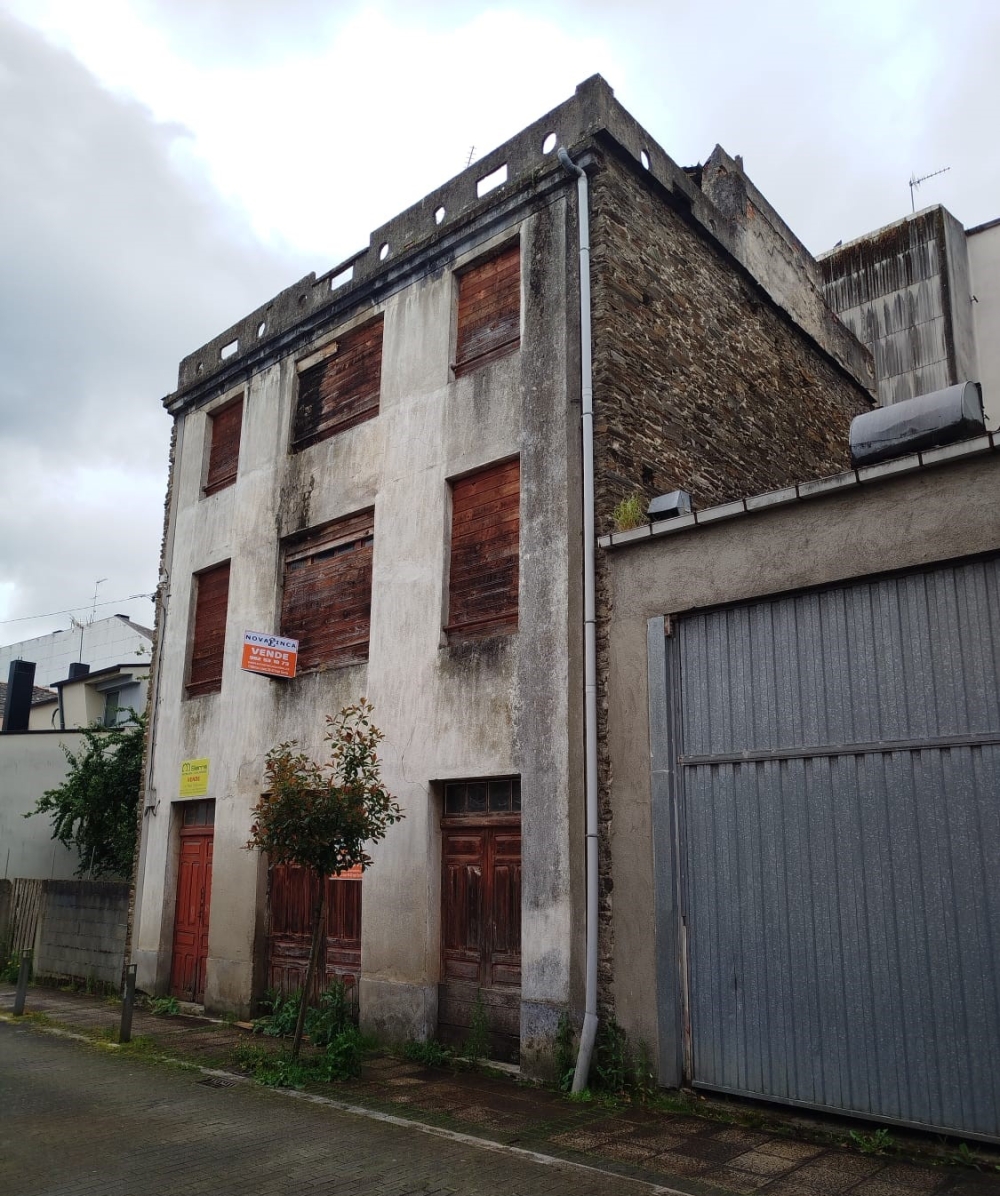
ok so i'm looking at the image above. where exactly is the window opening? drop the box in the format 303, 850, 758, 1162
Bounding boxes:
292, 317, 383, 451
446, 458, 519, 641
204, 395, 243, 495
454, 244, 520, 376
281, 511, 374, 671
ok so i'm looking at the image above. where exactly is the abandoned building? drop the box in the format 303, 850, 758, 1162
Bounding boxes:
131, 75, 882, 1081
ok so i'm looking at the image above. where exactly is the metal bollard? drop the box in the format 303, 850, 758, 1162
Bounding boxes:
119, 963, 137, 1044
13, 949, 32, 1016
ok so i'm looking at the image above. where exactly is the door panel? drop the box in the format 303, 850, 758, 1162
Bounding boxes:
170, 811, 214, 1003
439, 816, 521, 1060
266, 863, 362, 995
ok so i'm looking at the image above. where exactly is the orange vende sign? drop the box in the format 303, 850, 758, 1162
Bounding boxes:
241, 631, 298, 679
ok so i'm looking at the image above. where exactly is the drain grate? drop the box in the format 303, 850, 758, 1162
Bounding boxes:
197, 1076, 235, 1088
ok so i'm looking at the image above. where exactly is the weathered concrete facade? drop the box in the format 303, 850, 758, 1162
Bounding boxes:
133, 75, 875, 1072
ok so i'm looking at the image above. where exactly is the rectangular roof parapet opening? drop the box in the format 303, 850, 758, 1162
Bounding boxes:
329, 265, 353, 290
476, 163, 508, 198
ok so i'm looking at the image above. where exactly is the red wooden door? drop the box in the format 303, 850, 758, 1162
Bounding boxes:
170, 801, 214, 1003
439, 778, 521, 1060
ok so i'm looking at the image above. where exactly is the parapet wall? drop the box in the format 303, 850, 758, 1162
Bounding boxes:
169, 75, 873, 411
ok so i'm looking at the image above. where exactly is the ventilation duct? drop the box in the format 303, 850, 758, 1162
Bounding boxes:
647, 489, 693, 520
850, 382, 985, 468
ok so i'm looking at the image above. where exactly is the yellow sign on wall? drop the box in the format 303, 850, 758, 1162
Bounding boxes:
179, 758, 210, 797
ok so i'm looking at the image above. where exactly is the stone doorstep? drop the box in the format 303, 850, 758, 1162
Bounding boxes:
1, 983, 996, 1196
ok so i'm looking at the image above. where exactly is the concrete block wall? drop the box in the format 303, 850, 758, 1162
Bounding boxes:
34, 880, 129, 987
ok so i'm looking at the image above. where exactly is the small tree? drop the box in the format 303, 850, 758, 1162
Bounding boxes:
28, 712, 146, 880
247, 699, 402, 1056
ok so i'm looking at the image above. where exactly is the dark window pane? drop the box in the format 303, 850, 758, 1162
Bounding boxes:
488, 780, 511, 812
467, 783, 488, 813
445, 784, 465, 815
511, 777, 521, 811
183, 805, 195, 826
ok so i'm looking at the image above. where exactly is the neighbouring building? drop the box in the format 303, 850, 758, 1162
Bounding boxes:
1, 658, 150, 881
600, 432, 1000, 1142
131, 75, 874, 1074
0, 613, 154, 690
819, 205, 999, 428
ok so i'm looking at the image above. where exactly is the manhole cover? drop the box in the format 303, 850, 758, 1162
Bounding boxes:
197, 1076, 235, 1088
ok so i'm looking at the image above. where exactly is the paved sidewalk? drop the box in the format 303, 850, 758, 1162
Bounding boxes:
2, 982, 998, 1196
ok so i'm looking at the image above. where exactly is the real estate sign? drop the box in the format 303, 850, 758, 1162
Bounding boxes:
241, 631, 298, 679
179, 758, 209, 797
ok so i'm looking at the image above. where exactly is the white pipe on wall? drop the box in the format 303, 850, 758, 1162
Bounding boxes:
558, 146, 599, 1093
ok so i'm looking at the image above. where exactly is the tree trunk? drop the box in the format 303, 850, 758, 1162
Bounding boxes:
291, 871, 327, 1058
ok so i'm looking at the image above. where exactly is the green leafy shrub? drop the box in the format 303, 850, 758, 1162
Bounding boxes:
849, 1127, 894, 1155
315, 1025, 365, 1080
593, 1016, 631, 1095
28, 712, 145, 879
307, 979, 352, 1047
1, 951, 22, 984
555, 1012, 576, 1092
403, 1039, 455, 1067
253, 988, 302, 1037
148, 995, 181, 1016
463, 990, 490, 1063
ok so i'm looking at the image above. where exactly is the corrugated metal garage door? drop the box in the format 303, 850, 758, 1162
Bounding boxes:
672, 556, 1000, 1139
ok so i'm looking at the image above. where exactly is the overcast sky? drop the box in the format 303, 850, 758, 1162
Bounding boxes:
1, 0, 997, 649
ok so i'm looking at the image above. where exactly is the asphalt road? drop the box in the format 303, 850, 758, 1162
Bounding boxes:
0, 1022, 663, 1196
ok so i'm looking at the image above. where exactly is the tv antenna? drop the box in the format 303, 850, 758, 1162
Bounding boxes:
465, 145, 476, 168
909, 166, 950, 212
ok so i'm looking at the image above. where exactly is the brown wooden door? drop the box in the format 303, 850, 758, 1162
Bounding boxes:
439, 778, 521, 1060
170, 801, 214, 1003
266, 863, 362, 996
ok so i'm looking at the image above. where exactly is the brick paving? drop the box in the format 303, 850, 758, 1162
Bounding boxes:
2, 983, 999, 1196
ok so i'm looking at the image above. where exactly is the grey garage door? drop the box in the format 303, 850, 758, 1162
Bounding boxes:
670, 556, 1000, 1139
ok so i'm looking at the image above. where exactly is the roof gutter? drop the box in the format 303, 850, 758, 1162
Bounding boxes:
558, 146, 600, 1092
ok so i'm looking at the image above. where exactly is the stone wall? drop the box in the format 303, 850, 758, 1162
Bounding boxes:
588, 149, 873, 1010
34, 880, 129, 988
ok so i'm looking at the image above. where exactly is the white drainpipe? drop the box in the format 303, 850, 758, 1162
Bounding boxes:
558, 147, 599, 1092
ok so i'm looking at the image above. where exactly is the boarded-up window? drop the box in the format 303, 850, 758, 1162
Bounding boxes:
203, 396, 243, 495
454, 244, 520, 376
447, 458, 519, 641
187, 562, 230, 696
281, 511, 374, 671
292, 317, 383, 451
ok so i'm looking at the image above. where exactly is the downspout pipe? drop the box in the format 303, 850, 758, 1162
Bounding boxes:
558, 146, 599, 1093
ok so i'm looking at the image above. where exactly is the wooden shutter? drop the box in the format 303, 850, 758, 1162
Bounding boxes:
447, 458, 519, 641
187, 562, 230, 696
292, 317, 383, 450
280, 510, 374, 671
454, 244, 520, 376
203, 396, 243, 495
